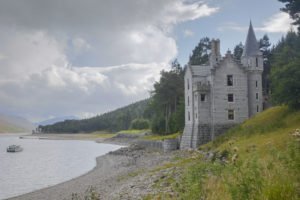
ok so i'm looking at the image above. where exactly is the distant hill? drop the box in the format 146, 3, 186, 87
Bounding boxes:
37, 116, 78, 126
39, 99, 150, 133
0, 114, 35, 133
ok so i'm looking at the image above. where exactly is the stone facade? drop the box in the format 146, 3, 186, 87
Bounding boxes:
180, 22, 263, 149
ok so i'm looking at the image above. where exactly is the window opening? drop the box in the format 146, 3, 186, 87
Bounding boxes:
228, 94, 234, 102
227, 75, 233, 86
228, 110, 234, 120
256, 57, 258, 67
200, 94, 206, 102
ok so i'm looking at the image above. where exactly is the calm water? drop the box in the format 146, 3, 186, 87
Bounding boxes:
0, 135, 121, 199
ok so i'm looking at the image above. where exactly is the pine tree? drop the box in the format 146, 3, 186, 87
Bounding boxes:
233, 42, 244, 61
270, 30, 300, 109
189, 37, 211, 65
259, 34, 271, 95
150, 60, 184, 134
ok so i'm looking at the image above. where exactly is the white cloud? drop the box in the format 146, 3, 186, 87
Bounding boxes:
0, 0, 218, 121
258, 12, 295, 33
0, 62, 167, 121
0, 0, 218, 67
161, 2, 219, 29
0, 30, 67, 80
183, 29, 195, 37
72, 37, 91, 53
218, 12, 295, 33
0, 53, 6, 60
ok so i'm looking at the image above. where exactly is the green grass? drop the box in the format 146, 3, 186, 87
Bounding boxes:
146, 106, 300, 200
0, 122, 27, 133
88, 131, 116, 138
117, 129, 150, 135
142, 132, 180, 141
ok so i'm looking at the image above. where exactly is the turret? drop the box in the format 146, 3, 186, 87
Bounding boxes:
241, 21, 263, 71
242, 21, 263, 117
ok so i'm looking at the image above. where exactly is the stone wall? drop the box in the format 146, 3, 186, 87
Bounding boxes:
198, 124, 211, 145
213, 123, 236, 138
180, 123, 236, 149
163, 139, 179, 152
135, 139, 180, 152
180, 124, 193, 149
136, 140, 163, 150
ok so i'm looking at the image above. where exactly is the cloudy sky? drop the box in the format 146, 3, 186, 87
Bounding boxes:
0, 0, 294, 122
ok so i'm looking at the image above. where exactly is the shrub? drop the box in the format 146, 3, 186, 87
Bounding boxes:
130, 118, 150, 130
151, 115, 166, 134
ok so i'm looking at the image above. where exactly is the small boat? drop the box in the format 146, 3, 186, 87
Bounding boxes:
7, 145, 23, 153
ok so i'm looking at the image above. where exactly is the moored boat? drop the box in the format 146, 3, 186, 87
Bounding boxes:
7, 145, 23, 152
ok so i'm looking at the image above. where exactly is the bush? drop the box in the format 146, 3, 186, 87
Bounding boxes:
151, 115, 166, 134
130, 118, 150, 130
271, 59, 300, 109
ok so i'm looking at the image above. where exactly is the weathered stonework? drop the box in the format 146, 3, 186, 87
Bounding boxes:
197, 124, 211, 145
163, 139, 179, 152
213, 124, 236, 138
181, 22, 264, 149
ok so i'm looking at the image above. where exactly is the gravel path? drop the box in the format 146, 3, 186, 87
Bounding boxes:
8, 144, 176, 200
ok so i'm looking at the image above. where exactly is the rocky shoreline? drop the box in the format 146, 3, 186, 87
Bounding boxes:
8, 137, 183, 200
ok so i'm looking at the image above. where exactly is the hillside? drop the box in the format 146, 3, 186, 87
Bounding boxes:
142, 106, 300, 199
0, 114, 35, 133
36, 116, 78, 126
39, 99, 150, 133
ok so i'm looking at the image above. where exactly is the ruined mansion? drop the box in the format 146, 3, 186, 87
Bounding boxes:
180, 22, 264, 149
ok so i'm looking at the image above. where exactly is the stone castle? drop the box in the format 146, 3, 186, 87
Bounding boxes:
180, 22, 263, 149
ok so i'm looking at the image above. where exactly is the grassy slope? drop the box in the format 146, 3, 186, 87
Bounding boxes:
0, 115, 34, 133
0, 121, 25, 133
147, 106, 300, 200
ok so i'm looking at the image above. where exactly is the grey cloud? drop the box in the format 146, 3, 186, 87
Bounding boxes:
0, 0, 218, 121
0, 0, 218, 66
0, 0, 179, 31
0, 63, 167, 121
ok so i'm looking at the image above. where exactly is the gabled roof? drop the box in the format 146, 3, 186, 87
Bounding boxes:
242, 21, 260, 57
189, 65, 211, 77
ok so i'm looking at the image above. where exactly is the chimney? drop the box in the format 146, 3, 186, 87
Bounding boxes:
210, 39, 221, 66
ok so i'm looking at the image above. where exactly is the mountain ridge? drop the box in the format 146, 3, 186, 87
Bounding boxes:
0, 114, 35, 133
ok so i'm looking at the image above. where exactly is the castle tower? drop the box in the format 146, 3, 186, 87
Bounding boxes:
241, 21, 263, 117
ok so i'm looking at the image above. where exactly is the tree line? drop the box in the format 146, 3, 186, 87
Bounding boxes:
39, 99, 150, 133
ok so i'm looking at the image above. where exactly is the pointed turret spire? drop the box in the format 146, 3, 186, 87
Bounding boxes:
242, 21, 260, 57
